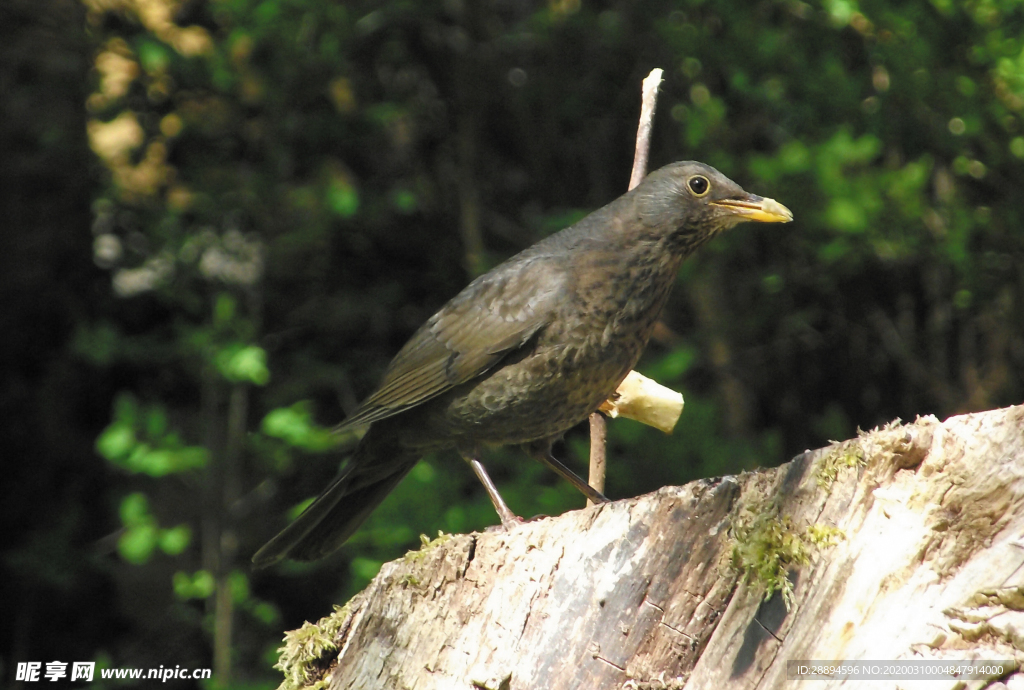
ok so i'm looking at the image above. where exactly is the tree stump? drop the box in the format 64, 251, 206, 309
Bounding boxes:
275, 405, 1024, 689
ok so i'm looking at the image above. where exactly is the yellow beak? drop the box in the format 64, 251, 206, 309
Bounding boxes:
711, 196, 793, 223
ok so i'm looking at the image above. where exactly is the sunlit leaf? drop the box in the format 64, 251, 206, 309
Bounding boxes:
96, 423, 136, 462
119, 492, 151, 527
216, 344, 270, 385
229, 570, 251, 604
327, 181, 359, 218
159, 525, 192, 555
119, 523, 158, 564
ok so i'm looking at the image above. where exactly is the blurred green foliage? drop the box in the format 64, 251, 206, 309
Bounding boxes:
4, 0, 1023, 686
97, 394, 210, 476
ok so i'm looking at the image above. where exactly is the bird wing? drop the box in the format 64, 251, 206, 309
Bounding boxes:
336, 256, 566, 431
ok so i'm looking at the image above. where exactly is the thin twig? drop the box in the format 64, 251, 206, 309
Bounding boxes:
588, 68, 664, 505
629, 68, 664, 192
587, 412, 607, 506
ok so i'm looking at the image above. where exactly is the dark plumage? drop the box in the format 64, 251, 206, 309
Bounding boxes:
253, 161, 792, 566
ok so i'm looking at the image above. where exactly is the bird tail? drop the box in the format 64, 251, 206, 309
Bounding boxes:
252, 430, 418, 568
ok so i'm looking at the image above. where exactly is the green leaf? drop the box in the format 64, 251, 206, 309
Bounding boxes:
172, 571, 192, 599
818, 238, 851, 263
261, 402, 341, 451
192, 570, 215, 598
125, 443, 153, 473
119, 492, 152, 527
139, 448, 175, 477
824, 198, 868, 233
251, 601, 280, 626
778, 140, 811, 173
262, 405, 308, 440
137, 39, 170, 73
113, 393, 139, 426
391, 188, 417, 213
144, 406, 168, 437
228, 570, 250, 604
216, 344, 270, 385
173, 446, 209, 471
119, 523, 158, 564
254, 0, 280, 25
173, 570, 215, 600
214, 292, 237, 326
327, 181, 359, 218
159, 524, 192, 555
96, 423, 137, 462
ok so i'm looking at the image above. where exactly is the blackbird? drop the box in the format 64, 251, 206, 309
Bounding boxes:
253, 161, 792, 566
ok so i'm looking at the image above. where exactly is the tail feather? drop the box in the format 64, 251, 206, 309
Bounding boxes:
253, 433, 418, 567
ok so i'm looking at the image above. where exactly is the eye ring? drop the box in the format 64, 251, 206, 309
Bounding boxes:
687, 175, 710, 197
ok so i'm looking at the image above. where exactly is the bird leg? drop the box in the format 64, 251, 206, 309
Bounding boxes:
462, 456, 521, 530
527, 444, 610, 505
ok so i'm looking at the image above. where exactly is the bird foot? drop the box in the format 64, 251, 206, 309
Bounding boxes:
484, 516, 523, 534
496, 509, 523, 531
464, 456, 523, 530
484, 512, 553, 535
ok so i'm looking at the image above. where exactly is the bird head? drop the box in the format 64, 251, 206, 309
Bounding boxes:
635, 161, 792, 253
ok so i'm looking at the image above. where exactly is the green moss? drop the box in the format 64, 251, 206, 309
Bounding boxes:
729, 505, 844, 610
399, 574, 422, 587
403, 530, 454, 563
815, 440, 866, 490
275, 603, 352, 690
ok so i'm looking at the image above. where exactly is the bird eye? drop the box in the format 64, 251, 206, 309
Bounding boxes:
687, 175, 710, 197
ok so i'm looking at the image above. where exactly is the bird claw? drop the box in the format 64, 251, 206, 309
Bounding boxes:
483, 514, 524, 534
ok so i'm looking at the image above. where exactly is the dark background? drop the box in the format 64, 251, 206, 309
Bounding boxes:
3, 0, 1022, 687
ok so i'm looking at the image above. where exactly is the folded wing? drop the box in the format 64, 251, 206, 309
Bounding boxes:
336, 256, 567, 431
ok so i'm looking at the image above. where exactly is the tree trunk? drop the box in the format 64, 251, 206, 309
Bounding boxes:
275, 405, 1024, 690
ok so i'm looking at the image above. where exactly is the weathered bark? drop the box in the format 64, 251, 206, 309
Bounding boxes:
276, 405, 1024, 690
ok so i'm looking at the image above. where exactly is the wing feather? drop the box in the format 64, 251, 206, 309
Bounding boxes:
336, 256, 566, 432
